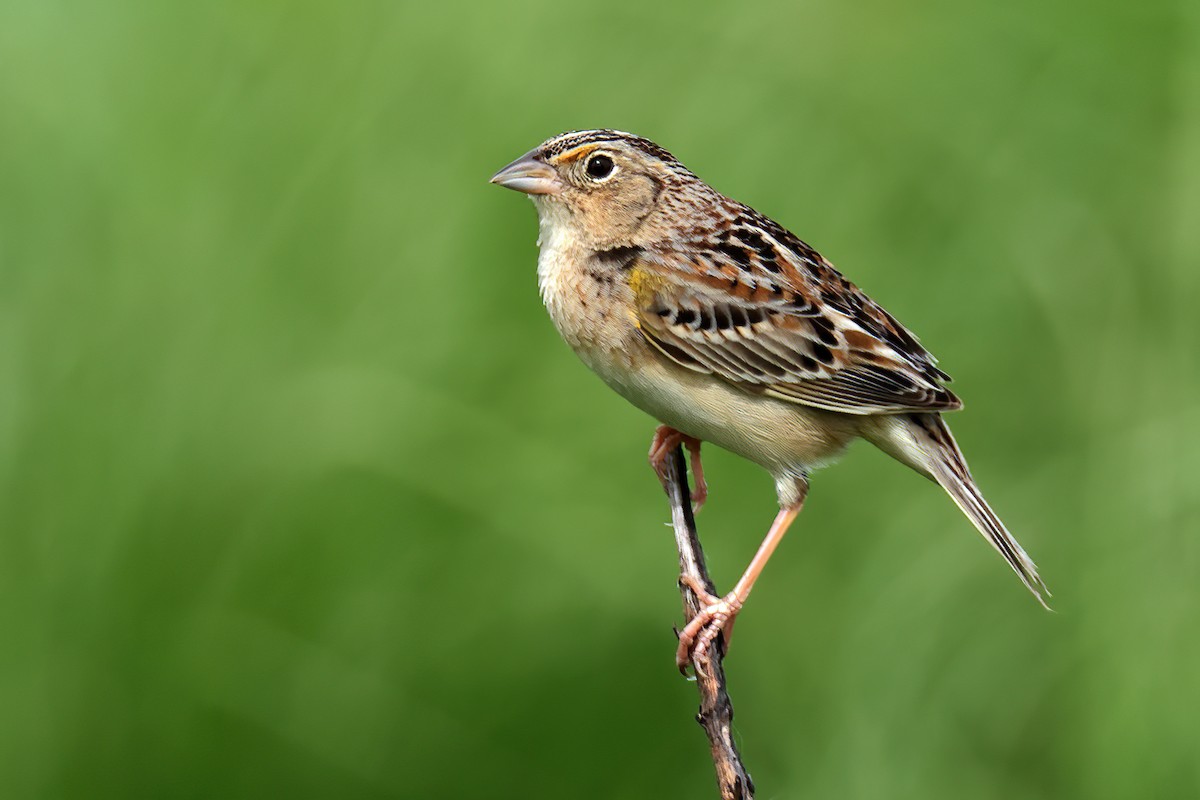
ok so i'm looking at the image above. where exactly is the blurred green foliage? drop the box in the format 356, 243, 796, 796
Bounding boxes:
1, 0, 1197, 797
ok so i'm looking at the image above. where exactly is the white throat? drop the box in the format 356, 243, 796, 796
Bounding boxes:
531, 197, 581, 308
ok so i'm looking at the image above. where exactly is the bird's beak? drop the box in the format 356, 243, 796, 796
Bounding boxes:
489, 149, 562, 195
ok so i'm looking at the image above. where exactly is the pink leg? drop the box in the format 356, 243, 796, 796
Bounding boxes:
649, 425, 708, 510
675, 500, 805, 672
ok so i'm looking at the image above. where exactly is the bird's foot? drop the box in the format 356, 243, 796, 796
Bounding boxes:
675, 574, 742, 674
648, 425, 708, 511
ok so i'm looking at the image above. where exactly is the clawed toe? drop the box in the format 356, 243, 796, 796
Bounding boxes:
689, 476, 708, 513
649, 425, 707, 512
675, 575, 741, 673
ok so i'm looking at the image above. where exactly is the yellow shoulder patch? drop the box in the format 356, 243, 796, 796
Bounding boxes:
627, 263, 665, 304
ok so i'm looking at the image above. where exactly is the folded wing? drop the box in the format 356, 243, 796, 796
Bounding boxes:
631, 206, 961, 416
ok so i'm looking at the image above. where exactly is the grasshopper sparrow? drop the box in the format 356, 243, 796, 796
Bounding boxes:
491, 130, 1049, 668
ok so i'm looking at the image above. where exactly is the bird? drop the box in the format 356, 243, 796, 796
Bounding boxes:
490, 129, 1049, 669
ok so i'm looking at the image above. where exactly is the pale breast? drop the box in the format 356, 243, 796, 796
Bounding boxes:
536, 214, 639, 369
535, 243, 857, 484
530, 200, 860, 492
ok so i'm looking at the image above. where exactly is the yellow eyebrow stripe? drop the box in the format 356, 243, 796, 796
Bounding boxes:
556, 143, 601, 164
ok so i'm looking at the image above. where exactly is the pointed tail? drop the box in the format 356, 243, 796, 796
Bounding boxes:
896, 414, 1052, 608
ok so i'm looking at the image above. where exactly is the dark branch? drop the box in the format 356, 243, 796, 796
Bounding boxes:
660, 446, 754, 800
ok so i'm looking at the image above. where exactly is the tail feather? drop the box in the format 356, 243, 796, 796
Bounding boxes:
870, 413, 1051, 608
934, 455, 1052, 608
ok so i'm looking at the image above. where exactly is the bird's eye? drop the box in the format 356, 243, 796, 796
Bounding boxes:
585, 154, 614, 180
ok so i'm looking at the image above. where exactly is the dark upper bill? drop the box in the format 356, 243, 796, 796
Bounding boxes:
489, 149, 562, 195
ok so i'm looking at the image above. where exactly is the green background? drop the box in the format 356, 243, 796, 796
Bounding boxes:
2, 0, 1197, 797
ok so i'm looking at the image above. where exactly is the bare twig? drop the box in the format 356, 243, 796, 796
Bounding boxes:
659, 446, 754, 800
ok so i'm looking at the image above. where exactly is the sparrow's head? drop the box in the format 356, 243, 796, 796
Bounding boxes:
490, 130, 713, 249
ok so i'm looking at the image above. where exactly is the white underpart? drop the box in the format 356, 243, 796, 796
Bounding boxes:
532, 197, 577, 316
526, 195, 858, 508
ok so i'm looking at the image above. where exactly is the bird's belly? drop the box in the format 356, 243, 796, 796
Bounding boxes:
535, 243, 857, 478
580, 334, 859, 477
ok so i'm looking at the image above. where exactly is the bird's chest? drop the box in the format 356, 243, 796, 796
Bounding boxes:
536, 228, 638, 374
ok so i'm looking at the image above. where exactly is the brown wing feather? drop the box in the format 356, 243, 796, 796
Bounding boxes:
632, 203, 961, 415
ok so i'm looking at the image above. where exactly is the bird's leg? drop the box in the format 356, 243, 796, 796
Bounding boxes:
649, 425, 708, 510
675, 500, 805, 672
